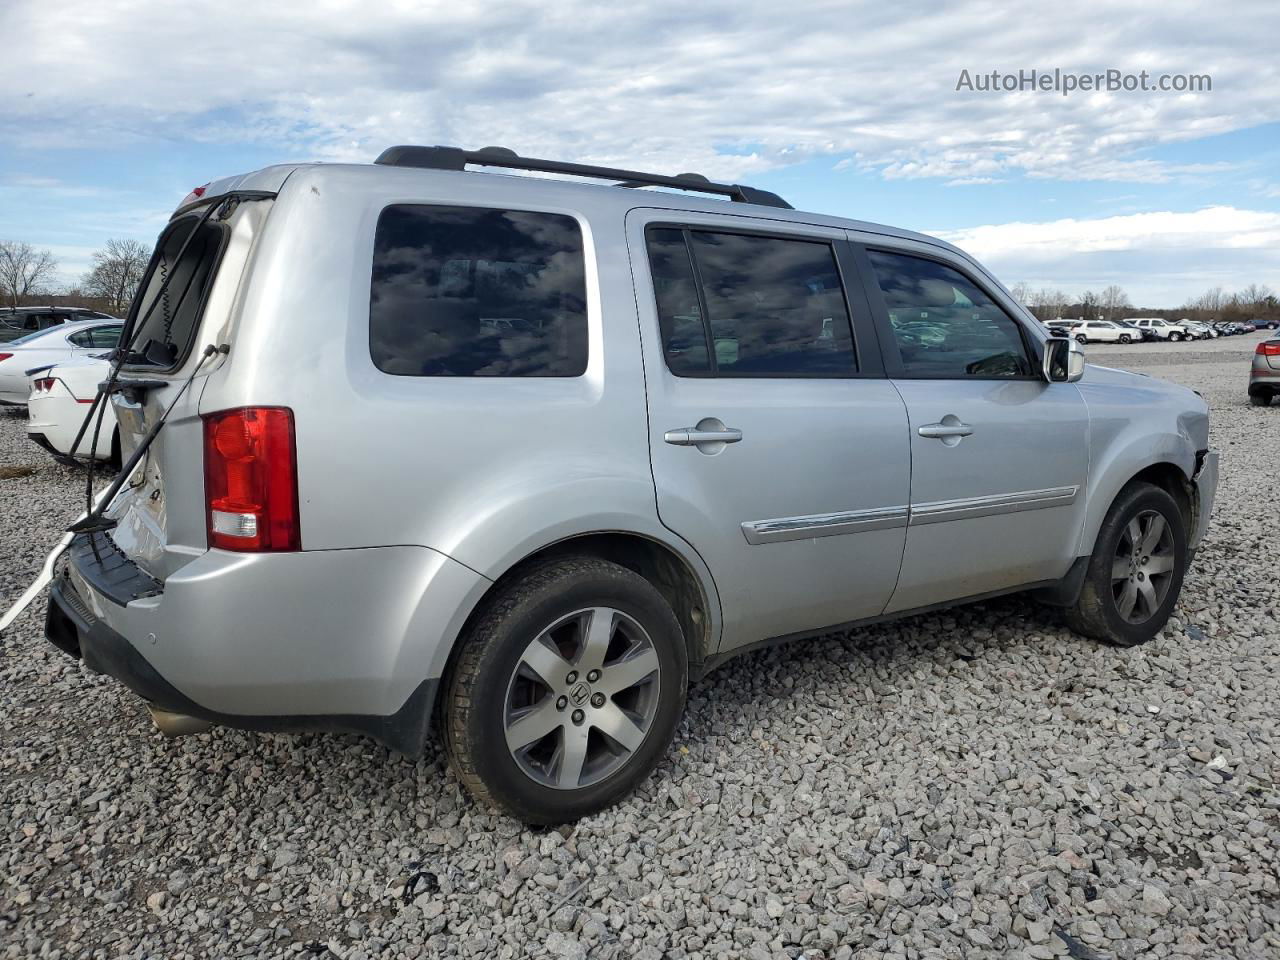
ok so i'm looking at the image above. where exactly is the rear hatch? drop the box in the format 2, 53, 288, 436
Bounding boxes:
99, 187, 280, 580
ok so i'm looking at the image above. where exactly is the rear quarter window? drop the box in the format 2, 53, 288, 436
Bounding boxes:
369, 204, 588, 377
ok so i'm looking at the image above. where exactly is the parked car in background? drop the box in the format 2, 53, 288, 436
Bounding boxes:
1249, 333, 1280, 406
1182, 321, 1215, 340
1213, 321, 1243, 336
1114, 321, 1158, 343
1131, 318, 1179, 340
1072, 320, 1133, 344
1239, 321, 1258, 333
0, 321, 124, 405
25, 146, 1219, 823
26, 355, 118, 463
0, 307, 119, 343
1255, 318, 1279, 330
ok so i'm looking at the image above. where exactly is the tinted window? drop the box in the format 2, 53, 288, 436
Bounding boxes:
67, 330, 94, 347
648, 228, 855, 376
129, 216, 225, 367
370, 205, 587, 377
646, 228, 709, 375
867, 251, 1032, 378
88, 325, 123, 348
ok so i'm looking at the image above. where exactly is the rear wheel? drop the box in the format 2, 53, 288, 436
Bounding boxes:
443, 557, 687, 824
1250, 391, 1273, 407
1170, 332, 1183, 342
1075, 334, 1088, 344
1065, 482, 1187, 646
1119, 334, 1132, 344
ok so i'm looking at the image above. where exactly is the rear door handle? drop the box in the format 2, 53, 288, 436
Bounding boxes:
665, 427, 743, 446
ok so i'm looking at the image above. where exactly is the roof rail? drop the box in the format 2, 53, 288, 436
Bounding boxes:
373, 145, 793, 210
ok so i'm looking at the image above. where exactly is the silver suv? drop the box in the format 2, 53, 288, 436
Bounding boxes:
25, 146, 1219, 823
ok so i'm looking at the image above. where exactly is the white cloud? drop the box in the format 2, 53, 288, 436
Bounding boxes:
935, 206, 1280, 305
0, 0, 1275, 183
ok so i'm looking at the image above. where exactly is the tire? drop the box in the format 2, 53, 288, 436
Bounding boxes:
1119, 334, 1131, 344
442, 557, 688, 824
1064, 482, 1187, 646
1075, 334, 1087, 344
1170, 333, 1183, 342
1250, 391, 1273, 407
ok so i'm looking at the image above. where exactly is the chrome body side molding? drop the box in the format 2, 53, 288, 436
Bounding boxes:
741, 505, 909, 544
910, 485, 1079, 525
742, 485, 1079, 544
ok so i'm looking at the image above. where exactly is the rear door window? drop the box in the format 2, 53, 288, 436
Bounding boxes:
370, 205, 588, 377
127, 215, 226, 367
647, 227, 856, 377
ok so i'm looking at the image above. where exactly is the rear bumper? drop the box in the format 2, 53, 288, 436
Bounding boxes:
46, 571, 439, 754
1190, 450, 1219, 550
46, 533, 491, 754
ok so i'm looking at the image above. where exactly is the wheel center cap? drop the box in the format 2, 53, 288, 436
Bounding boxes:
569, 681, 592, 706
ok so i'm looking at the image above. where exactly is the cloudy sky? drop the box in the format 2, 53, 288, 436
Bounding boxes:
1, 0, 1278, 306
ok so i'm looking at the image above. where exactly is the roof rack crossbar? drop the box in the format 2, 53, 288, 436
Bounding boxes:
373, 145, 792, 209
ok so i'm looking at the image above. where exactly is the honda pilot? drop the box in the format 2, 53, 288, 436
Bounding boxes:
17, 146, 1219, 823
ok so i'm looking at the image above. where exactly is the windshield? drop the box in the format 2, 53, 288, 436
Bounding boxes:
126, 213, 227, 367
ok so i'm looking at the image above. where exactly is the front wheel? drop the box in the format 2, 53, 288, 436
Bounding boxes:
1065, 482, 1187, 646
442, 557, 688, 824
1170, 333, 1183, 342
1075, 334, 1088, 344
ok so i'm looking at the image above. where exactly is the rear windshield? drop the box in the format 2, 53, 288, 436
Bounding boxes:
127, 214, 226, 367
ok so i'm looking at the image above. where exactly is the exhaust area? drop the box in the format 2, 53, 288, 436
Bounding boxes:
146, 704, 213, 738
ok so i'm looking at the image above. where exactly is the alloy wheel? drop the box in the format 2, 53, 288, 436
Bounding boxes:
1110, 509, 1176, 624
503, 607, 662, 790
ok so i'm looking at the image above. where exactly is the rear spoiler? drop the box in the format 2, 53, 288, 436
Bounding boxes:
170, 163, 303, 219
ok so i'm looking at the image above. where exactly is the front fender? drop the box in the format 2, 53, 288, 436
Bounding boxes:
1076, 367, 1205, 555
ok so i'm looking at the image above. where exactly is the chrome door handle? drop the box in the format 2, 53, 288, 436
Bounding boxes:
665, 427, 743, 446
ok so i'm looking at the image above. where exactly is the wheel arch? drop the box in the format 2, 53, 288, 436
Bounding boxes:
1079, 455, 1196, 558
432, 529, 722, 698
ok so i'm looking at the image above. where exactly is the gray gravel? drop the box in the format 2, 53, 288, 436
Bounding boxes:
3, 337, 1279, 960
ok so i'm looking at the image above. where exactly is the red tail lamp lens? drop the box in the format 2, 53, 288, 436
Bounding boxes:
1258, 342, 1280, 357
202, 407, 300, 551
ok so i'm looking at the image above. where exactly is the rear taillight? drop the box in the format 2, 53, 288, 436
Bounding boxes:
33, 377, 55, 393
1258, 342, 1280, 357
0, 353, 12, 363
202, 407, 300, 552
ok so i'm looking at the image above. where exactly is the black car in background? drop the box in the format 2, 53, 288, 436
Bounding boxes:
0, 306, 118, 343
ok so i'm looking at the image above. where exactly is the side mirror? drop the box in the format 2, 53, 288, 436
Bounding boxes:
1042, 337, 1085, 383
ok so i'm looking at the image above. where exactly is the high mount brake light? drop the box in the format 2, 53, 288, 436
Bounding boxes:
179, 184, 209, 207
202, 407, 300, 552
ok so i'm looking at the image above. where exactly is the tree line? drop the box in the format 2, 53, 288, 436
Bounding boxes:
1010, 281, 1279, 324
0, 239, 151, 314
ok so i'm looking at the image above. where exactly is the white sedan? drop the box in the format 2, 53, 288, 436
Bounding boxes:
0, 320, 123, 406
27, 355, 117, 463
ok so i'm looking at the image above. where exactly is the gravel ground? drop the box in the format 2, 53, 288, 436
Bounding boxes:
2, 336, 1278, 960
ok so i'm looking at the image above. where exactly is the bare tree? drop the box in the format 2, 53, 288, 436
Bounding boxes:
1008, 281, 1034, 307
0, 241, 58, 308
82, 239, 151, 314
1080, 289, 1101, 320
1100, 284, 1131, 320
